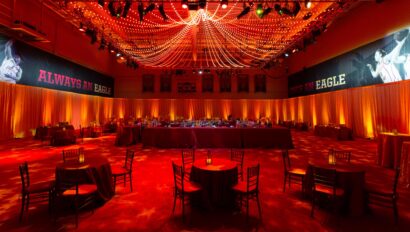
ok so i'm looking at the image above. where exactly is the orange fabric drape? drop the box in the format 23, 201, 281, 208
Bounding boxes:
1, 80, 410, 140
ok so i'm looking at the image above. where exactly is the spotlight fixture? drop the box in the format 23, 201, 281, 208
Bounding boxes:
116, 52, 122, 57
284, 52, 289, 58
122, 0, 132, 18
138, 2, 144, 21
199, 0, 206, 9
116, 5, 123, 18
292, 2, 301, 17
145, 3, 156, 15
255, 4, 264, 18
274, 4, 283, 15
305, 0, 312, 9
303, 12, 312, 20
220, 0, 228, 9
182, 0, 188, 9
98, 0, 105, 8
237, 5, 251, 19
98, 37, 106, 50
158, 4, 168, 21
108, 1, 116, 17
261, 7, 272, 18
198, 69, 203, 75
78, 22, 85, 32
85, 28, 97, 44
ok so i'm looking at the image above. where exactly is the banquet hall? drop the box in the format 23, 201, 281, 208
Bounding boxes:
1, 0, 410, 231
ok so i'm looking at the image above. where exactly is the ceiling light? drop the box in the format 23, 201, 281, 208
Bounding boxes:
274, 4, 283, 15
303, 12, 312, 20
116, 5, 123, 18
256, 4, 264, 18
305, 0, 312, 9
98, 0, 105, 8
78, 22, 85, 32
116, 52, 122, 57
220, 0, 228, 9
182, 0, 188, 9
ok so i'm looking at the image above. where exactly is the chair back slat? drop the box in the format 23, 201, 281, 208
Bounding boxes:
247, 164, 260, 192
181, 148, 195, 169
19, 162, 29, 191
281, 150, 291, 171
62, 147, 84, 163
393, 167, 400, 194
124, 149, 135, 171
172, 162, 184, 191
329, 149, 351, 163
231, 149, 245, 170
312, 166, 337, 193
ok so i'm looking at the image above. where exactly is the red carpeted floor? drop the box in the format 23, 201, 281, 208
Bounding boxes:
0, 131, 409, 231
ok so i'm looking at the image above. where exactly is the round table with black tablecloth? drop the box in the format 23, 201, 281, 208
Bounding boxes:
55, 153, 114, 201
305, 161, 366, 216
190, 158, 238, 209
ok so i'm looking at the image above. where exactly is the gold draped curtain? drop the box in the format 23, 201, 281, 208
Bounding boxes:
1, 80, 410, 140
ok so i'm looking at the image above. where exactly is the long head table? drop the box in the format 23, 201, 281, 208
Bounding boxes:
141, 127, 294, 149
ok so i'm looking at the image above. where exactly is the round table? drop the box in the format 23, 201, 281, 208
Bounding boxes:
190, 158, 238, 209
378, 132, 410, 168
306, 161, 366, 216
400, 141, 410, 188
56, 153, 114, 201
115, 125, 141, 146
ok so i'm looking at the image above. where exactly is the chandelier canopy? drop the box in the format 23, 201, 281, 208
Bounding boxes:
47, 0, 359, 69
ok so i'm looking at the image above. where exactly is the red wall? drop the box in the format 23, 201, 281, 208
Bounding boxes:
114, 68, 288, 99
287, 0, 410, 74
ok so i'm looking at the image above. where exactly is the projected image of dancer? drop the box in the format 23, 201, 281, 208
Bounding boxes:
367, 36, 407, 83
0, 40, 23, 84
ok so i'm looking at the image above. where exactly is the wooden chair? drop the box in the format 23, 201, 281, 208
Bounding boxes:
231, 149, 245, 181
366, 167, 400, 224
232, 163, 262, 221
62, 147, 84, 163
171, 161, 202, 222
53, 168, 98, 228
329, 148, 351, 163
112, 149, 135, 192
310, 166, 344, 217
19, 162, 54, 222
282, 150, 306, 192
181, 148, 195, 180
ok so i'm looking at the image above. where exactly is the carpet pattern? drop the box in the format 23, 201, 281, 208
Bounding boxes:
0, 131, 409, 231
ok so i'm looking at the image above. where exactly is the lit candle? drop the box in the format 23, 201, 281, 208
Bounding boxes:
79, 154, 85, 163
206, 150, 212, 165
328, 153, 336, 165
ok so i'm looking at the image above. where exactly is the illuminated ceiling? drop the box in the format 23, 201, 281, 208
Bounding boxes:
45, 0, 362, 69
